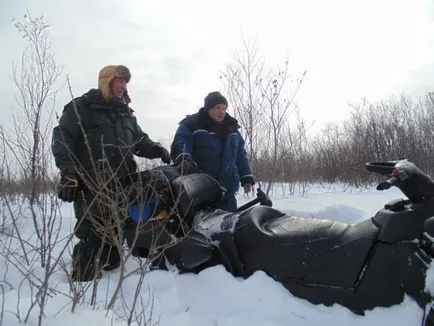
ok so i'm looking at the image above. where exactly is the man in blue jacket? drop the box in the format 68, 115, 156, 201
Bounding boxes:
170, 91, 255, 212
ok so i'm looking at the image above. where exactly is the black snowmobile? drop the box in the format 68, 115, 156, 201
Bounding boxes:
123, 160, 434, 324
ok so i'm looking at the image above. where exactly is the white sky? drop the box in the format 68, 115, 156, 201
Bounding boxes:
1, 0, 434, 143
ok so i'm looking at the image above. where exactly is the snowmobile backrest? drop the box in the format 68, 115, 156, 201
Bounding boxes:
172, 173, 225, 223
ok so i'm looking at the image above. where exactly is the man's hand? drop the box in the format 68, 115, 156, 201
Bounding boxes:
241, 175, 255, 195
243, 183, 253, 194
57, 172, 79, 202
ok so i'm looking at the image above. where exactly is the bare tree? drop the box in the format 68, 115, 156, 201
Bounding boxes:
222, 38, 266, 173
0, 14, 73, 326
222, 38, 306, 193
1, 13, 64, 267
260, 63, 306, 193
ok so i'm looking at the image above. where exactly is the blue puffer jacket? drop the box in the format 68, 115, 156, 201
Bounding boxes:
171, 108, 253, 195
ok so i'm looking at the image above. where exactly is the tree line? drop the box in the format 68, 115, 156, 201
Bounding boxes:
222, 39, 434, 192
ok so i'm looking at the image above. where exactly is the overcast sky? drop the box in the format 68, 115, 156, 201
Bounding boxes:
2, 0, 434, 143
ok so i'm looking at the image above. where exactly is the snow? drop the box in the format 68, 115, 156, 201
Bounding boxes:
0, 183, 431, 326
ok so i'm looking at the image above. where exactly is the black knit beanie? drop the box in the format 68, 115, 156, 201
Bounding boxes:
204, 91, 228, 111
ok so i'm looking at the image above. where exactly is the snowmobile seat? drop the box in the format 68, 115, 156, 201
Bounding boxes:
234, 206, 380, 288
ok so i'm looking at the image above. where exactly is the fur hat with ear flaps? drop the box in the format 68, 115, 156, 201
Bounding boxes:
98, 65, 131, 101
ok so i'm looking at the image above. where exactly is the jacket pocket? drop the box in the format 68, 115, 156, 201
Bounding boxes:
194, 132, 217, 158
119, 117, 136, 146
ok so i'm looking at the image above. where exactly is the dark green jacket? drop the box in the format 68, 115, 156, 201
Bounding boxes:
52, 89, 163, 178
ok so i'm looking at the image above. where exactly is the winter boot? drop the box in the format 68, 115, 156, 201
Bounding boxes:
101, 245, 121, 271
71, 240, 102, 282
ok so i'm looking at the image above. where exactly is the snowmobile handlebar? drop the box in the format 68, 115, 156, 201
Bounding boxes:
365, 160, 403, 175
236, 188, 273, 212
366, 159, 434, 202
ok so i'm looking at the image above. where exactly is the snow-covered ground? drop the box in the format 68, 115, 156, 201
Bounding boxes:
0, 183, 431, 326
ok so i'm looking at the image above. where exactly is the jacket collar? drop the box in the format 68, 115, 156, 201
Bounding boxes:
198, 107, 240, 133
82, 89, 131, 112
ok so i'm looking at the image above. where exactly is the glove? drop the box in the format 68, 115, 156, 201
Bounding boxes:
175, 155, 199, 174
57, 170, 80, 202
160, 147, 171, 164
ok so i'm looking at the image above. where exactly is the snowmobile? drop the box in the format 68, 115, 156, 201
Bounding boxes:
123, 160, 434, 323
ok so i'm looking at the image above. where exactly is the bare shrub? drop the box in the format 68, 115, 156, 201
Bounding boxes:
222, 38, 307, 194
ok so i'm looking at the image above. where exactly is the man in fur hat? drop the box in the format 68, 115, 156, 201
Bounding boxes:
52, 65, 171, 281
170, 91, 255, 212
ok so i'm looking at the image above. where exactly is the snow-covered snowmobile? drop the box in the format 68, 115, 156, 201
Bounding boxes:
123, 160, 434, 322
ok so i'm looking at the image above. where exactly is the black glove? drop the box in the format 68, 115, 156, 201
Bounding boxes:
175, 155, 199, 174
57, 170, 80, 202
160, 147, 171, 164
